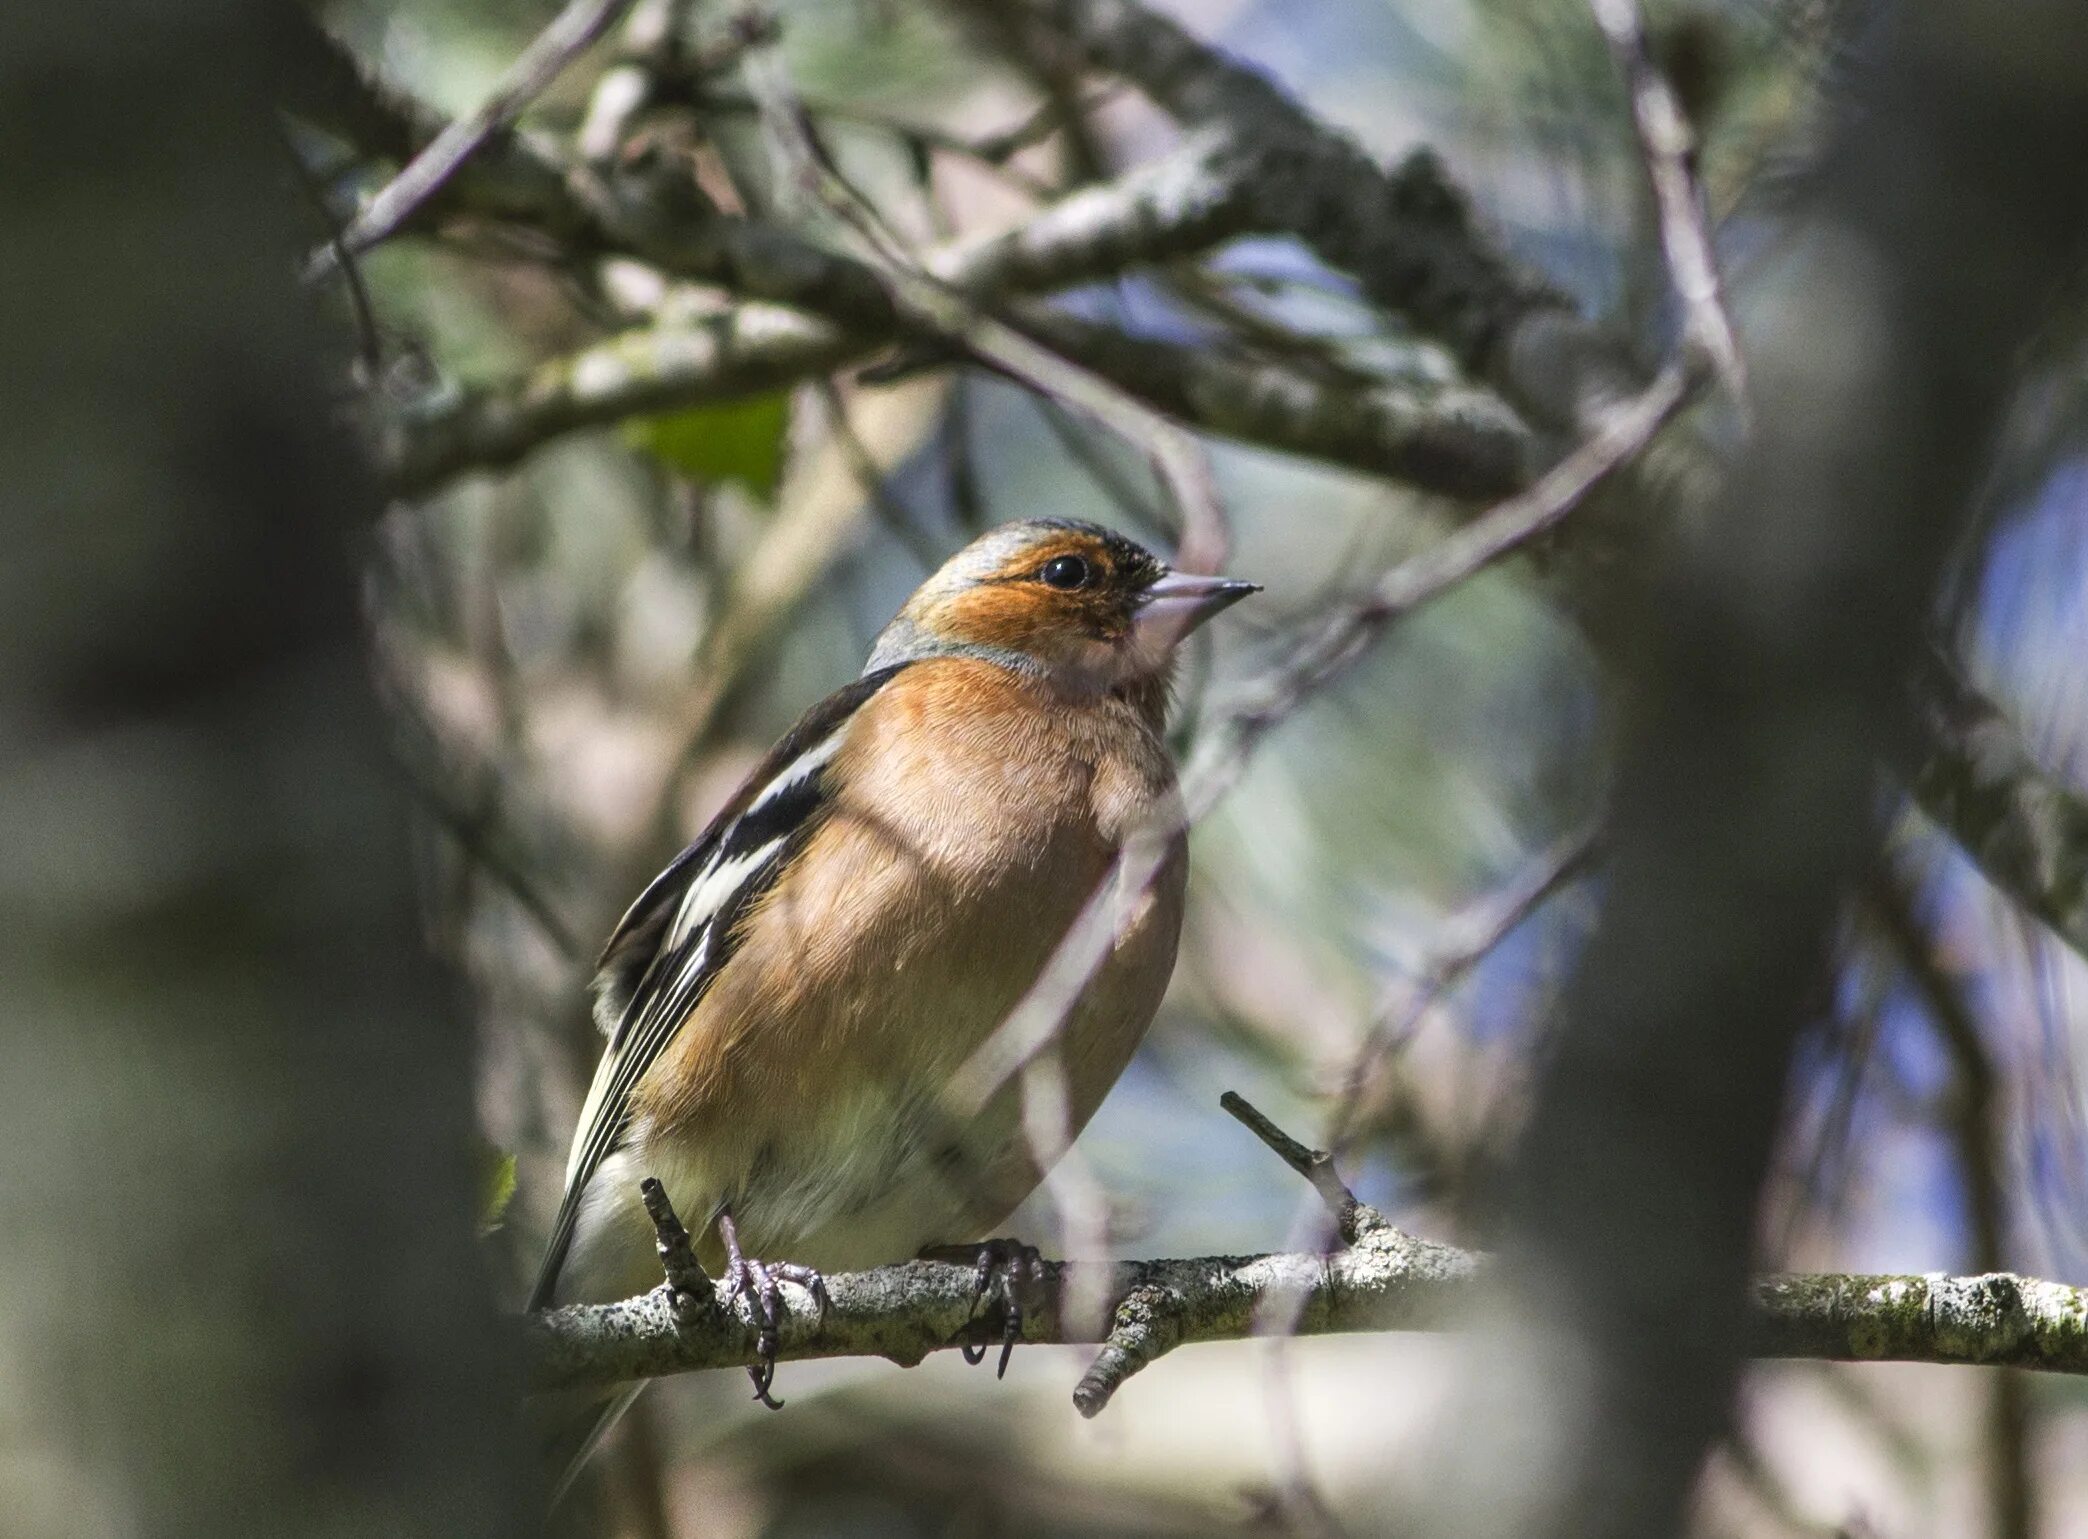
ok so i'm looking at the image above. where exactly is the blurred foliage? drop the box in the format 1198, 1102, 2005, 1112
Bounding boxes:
626, 394, 793, 500
478, 1142, 521, 1236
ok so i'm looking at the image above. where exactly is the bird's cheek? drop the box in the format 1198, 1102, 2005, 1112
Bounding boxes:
1110, 627, 1173, 685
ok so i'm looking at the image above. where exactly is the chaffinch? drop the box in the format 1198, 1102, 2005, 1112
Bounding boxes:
532, 517, 1254, 1460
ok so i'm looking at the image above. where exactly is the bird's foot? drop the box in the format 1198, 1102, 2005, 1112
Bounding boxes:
718, 1208, 827, 1409
920, 1236, 1045, 1378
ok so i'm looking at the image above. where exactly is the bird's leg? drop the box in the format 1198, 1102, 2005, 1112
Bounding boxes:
717, 1206, 828, 1409
919, 1237, 1045, 1378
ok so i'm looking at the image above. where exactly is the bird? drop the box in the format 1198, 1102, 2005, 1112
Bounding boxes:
530, 517, 1255, 1473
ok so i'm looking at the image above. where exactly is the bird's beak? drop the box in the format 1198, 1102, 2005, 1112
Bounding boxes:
1133, 571, 1260, 651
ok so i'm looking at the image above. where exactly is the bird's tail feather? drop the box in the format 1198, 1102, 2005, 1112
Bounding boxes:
537, 1382, 647, 1512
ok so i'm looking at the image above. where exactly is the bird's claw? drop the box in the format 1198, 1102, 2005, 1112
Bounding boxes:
923, 1237, 1045, 1378
719, 1212, 826, 1409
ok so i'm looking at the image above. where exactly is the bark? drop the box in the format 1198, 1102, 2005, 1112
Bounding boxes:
0, 5, 523, 1533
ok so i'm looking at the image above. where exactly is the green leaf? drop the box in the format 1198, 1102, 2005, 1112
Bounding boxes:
475, 1143, 518, 1238
625, 392, 790, 499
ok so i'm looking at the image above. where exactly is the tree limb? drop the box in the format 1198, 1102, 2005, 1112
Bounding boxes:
379, 288, 1533, 498
292, 29, 1539, 500
524, 1095, 2088, 1414
943, 0, 1644, 435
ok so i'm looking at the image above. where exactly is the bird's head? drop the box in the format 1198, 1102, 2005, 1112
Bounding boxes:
866, 519, 1259, 704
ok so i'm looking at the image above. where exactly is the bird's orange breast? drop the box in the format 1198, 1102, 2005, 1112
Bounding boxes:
621, 658, 1186, 1270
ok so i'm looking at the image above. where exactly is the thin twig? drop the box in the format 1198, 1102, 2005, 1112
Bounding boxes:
1329, 828, 1597, 1153
944, 360, 1693, 1136
312, 0, 640, 277
639, 1176, 712, 1307
278, 125, 384, 379
1031, 392, 1173, 545
812, 378, 942, 571
940, 374, 988, 529
740, 41, 1235, 575
1220, 1091, 1384, 1243
1589, 0, 1747, 410
389, 719, 585, 965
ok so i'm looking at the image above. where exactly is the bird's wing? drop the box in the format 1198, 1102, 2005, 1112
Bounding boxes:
528, 664, 909, 1310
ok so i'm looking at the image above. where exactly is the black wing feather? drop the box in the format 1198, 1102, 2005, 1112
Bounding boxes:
529, 665, 907, 1310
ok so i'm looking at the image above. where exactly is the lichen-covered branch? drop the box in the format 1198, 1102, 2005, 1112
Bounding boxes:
380, 302, 855, 493
298, 25, 1541, 500
1751, 1272, 2088, 1376
1015, 310, 1532, 497
523, 1220, 1482, 1410
382, 292, 1534, 496
526, 1096, 2088, 1417
1912, 656, 2088, 963
526, 1225, 2088, 1412
947, 0, 1644, 435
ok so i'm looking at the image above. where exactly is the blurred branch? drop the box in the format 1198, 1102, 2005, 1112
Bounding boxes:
375, 127, 1533, 497
919, 128, 1245, 292
292, 20, 1538, 500
812, 379, 943, 570
1330, 830, 1595, 1154
744, 39, 1235, 572
384, 297, 1530, 497
288, 20, 897, 316
941, 0, 1644, 435
1588, 0, 1747, 408
1867, 870, 2035, 1539
1014, 310, 1530, 497
311, 0, 640, 276
526, 1097, 2088, 1407
1912, 654, 2088, 964
1417, 1, 2088, 1531
383, 301, 850, 494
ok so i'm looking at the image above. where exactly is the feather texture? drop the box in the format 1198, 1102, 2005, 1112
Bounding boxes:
530, 664, 910, 1311
541, 657, 1186, 1307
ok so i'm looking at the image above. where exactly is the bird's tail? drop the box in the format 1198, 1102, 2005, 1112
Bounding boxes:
535, 1382, 647, 1511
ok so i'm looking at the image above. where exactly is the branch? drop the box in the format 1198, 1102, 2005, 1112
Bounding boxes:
290, 27, 898, 321
295, 40, 1242, 329
296, 34, 1538, 500
946, 0, 1644, 435
312, 0, 639, 276
525, 1095, 2088, 1414
1588, 0, 1746, 407
941, 357, 1691, 1162
380, 289, 1533, 498
1911, 654, 2088, 964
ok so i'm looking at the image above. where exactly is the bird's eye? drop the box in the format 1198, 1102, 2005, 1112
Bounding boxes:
1038, 554, 1093, 590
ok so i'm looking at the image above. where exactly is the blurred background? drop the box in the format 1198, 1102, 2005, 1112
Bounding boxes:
7, 0, 2086, 1535
323, 0, 2088, 1532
